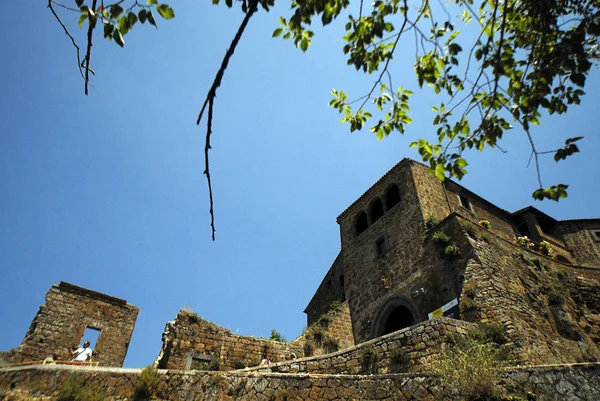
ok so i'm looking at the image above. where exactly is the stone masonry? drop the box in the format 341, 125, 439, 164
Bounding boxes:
15, 282, 138, 367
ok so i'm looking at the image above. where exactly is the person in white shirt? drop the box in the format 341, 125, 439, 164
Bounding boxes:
70, 340, 93, 362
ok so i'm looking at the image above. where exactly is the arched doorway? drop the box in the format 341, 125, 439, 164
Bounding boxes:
372, 296, 419, 338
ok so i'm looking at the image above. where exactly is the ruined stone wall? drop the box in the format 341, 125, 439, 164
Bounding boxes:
456, 217, 600, 365
2, 362, 599, 400
154, 310, 303, 371
299, 301, 354, 357
560, 220, 600, 267
251, 318, 474, 375
304, 254, 346, 326
16, 282, 138, 367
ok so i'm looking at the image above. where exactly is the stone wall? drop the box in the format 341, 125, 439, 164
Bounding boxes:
2, 362, 599, 400
300, 301, 354, 358
154, 310, 303, 371
15, 282, 138, 367
560, 220, 600, 267
250, 317, 474, 375
304, 254, 346, 327
456, 216, 600, 365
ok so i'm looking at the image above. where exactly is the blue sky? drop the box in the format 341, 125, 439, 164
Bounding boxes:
0, 2, 598, 367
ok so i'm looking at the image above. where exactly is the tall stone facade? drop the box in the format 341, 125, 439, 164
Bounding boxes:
306, 158, 600, 363
16, 282, 138, 367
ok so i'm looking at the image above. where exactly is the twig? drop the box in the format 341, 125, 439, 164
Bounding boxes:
83, 0, 98, 95
196, 0, 259, 240
47, 0, 88, 87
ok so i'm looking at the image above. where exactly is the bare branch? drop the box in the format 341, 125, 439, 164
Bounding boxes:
196, 0, 259, 240
83, 0, 98, 95
47, 0, 89, 88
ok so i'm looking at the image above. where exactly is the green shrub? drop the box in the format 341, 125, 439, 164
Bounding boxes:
539, 241, 552, 256
459, 221, 478, 238
135, 366, 164, 400
303, 339, 314, 357
269, 329, 287, 342
436, 342, 506, 401
425, 215, 439, 231
443, 244, 461, 258
360, 345, 378, 373
319, 314, 332, 328
461, 297, 478, 311
329, 300, 341, 310
463, 280, 477, 298
322, 335, 339, 354
309, 326, 324, 344
58, 375, 105, 401
432, 231, 451, 245
389, 348, 410, 366
479, 219, 491, 229
469, 324, 508, 346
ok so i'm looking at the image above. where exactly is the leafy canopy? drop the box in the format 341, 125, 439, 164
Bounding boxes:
52, 0, 599, 205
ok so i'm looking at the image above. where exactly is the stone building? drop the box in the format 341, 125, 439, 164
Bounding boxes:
304, 158, 600, 363
10, 282, 138, 367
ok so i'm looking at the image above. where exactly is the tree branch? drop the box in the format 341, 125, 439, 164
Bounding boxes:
196, 0, 259, 240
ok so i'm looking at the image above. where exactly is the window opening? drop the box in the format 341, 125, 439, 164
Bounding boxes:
385, 185, 401, 209
591, 230, 600, 242
374, 236, 387, 257
458, 194, 472, 211
81, 326, 101, 350
355, 212, 368, 236
517, 222, 531, 237
371, 199, 384, 223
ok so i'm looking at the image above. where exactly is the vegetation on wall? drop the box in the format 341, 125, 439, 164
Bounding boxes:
58, 375, 106, 401
134, 366, 165, 400
269, 329, 287, 343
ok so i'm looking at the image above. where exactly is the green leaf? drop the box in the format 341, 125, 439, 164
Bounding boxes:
272, 28, 284, 38
109, 4, 123, 19
156, 4, 175, 19
75, 0, 84, 7
138, 9, 147, 24
78, 13, 87, 28
103, 22, 114, 39
128, 12, 138, 28
300, 38, 309, 52
435, 163, 446, 181
147, 10, 157, 28
147, 0, 158, 4
113, 29, 125, 47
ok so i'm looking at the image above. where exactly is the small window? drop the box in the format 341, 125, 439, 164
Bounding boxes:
385, 185, 401, 209
355, 212, 368, 236
458, 194, 472, 211
591, 230, 600, 242
326, 280, 332, 289
81, 326, 101, 350
371, 198, 384, 223
374, 236, 388, 257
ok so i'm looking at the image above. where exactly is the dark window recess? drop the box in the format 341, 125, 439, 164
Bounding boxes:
356, 212, 368, 236
339, 274, 345, 287
385, 185, 401, 209
326, 280, 332, 289
517, 222, 531, 237
371, 199, 384, 223
592, 230, 600, 242
374, 237, 387, 257
458, 195, 472, 211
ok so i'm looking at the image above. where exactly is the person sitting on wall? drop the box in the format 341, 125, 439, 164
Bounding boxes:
70, 340, 93, 363
260, 355, 270, 365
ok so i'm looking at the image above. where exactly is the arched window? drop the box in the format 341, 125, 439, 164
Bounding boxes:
355, 212, 368, 236
370, 198, 384, 223
385, 185, 401, 210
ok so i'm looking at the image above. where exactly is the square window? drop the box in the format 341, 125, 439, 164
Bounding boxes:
591, 230, 600, 242
374, 236, 387, 257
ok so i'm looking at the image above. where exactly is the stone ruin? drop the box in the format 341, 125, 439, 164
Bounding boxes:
4, 281, 138, 367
